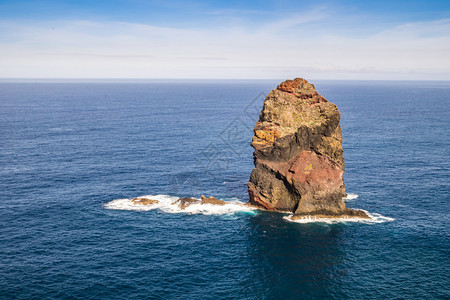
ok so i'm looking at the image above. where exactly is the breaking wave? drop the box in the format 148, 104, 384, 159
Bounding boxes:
344, 193, 359, 200
104, 194, 257, 215
105, 194, 394, 224
283, 210, 395, 224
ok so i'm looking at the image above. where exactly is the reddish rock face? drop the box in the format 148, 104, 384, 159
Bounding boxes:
248, 78, 368, 218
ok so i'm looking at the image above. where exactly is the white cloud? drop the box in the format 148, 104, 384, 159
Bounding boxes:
257, 8, 327, 35
373, 18, 450, 39
0, 15, 449, 80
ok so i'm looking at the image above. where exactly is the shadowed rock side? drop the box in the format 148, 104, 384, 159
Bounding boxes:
248, 78, 369, 219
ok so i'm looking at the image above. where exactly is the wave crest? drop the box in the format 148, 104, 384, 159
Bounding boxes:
344, 193, 359, 200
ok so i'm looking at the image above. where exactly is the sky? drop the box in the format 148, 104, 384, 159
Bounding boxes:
0, 0, 449, 80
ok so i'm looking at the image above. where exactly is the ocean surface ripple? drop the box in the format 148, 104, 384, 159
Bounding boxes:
1, 80, 449, 299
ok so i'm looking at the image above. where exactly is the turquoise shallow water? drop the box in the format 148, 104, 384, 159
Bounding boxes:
0, 80, 449, 299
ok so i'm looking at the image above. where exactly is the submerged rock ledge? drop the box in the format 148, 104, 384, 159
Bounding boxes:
248, 78, 369, 219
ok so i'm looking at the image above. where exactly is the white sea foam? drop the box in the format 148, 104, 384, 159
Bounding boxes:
105, 194, 393, 224
344, 193, 359, 200
283, 210, 395, 224
104, 194, 257, 215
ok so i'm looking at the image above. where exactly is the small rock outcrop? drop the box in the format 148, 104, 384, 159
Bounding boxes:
172, 197, 201, 210
132, 197, 159, 205
248, 78, 369, 218
201, 195, 226, 206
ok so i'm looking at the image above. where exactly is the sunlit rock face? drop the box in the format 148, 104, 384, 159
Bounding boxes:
248, 78, 368, 218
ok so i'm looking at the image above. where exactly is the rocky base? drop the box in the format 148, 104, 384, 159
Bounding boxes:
128, 194, 368, 220
290, 208, 370, 220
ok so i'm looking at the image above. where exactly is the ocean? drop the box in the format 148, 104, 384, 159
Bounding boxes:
0, 80, 449, 299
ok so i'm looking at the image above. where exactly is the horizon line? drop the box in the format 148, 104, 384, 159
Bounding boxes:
1, 77, 450, 82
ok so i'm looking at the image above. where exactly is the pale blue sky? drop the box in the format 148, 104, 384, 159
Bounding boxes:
1, 0, 449, 79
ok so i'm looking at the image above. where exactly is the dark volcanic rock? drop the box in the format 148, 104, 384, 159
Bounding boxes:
248, 78, 369, 218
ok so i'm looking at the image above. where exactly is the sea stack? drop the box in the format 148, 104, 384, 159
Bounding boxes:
248, 78, 369, 219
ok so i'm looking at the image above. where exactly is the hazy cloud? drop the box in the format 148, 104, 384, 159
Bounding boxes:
0, 14, 449, 79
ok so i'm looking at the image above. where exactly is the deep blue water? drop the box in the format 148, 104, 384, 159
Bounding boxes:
0, 80, 449, 299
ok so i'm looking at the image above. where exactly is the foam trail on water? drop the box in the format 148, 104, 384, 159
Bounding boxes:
344, 193, 359, 200
105, 195, 393, 223
104, 194, 257, 215
283, 210, 395, 224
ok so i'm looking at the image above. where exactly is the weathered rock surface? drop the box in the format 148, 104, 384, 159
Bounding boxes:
172, 197, 201, 210
201, 195, 226, 206
131, 197, 159, 205
248, 78, 369, 218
